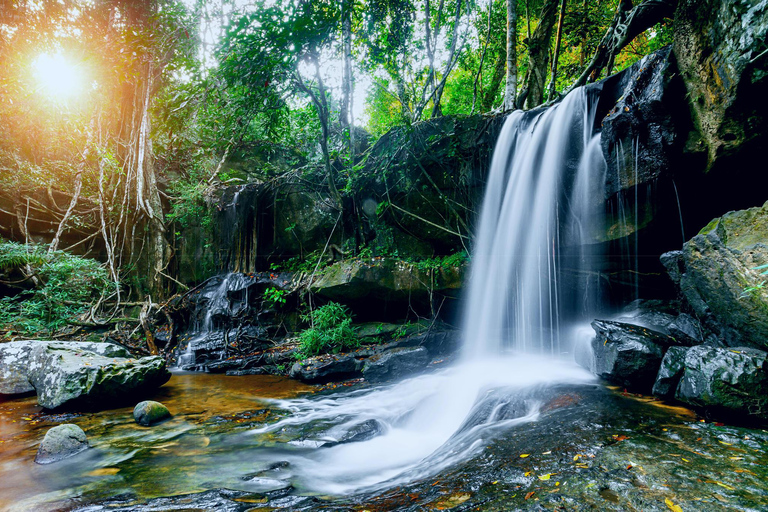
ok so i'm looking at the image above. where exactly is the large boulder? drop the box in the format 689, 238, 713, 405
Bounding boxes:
27, 344, 170, 410
674, 346, 768, 420
0, 341, 131, 396
674, 201, 768, 349
35, 424, 89, 464
362, 346, 430, 383
587, 320, 681, 392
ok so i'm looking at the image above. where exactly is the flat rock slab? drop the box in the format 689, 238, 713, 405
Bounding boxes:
290, 355, 363, 384
26, 344, 170, 410
0, 341, 131, 396
362, 346, 430, 383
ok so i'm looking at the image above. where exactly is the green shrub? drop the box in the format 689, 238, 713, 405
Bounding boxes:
0, 241, 111, 335
296, 302, 359, 358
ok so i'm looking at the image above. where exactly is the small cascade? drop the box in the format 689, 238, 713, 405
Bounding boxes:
462, 87, 607, 358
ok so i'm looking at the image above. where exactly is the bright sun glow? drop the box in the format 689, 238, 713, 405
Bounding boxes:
33, 52, 84, 100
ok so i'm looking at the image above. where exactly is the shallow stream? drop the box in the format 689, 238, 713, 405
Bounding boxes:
2, 361, 768, 511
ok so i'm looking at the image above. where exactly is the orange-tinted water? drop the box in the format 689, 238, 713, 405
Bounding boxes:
0, 372, 312, 511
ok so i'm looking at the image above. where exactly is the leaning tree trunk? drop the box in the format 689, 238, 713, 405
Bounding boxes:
546, 0, 568, 101
520, 0, 559, 109
565, 0, 678, 95
504, 0, 518, 111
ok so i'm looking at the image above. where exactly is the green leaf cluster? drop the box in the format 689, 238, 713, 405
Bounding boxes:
0, 241, 111, 335
296, 302, 359, 358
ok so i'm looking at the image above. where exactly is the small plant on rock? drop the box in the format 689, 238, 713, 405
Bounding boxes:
295, 302, 359, 358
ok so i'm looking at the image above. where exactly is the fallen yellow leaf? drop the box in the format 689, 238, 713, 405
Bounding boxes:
538, 474, 551, 481
665, 497, 682, 512
519, 454, 530, 458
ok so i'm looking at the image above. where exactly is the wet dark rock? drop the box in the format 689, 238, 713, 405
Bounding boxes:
289, 354, 362, 384
324, 419, 385, 447
588, 320, 679, 392
133, 400, 171, 426
35, 424, 88, 464
660, 250, 685, 287
651, 346, 689, 398
675, 346, 768, 420
390, 328, 461, 357
600, 47, 683, 200
26, 344, 170, 410
362, 346, 430, 383
668, 313, 706, 344
675, 201, 768, 349
74, 488, 283, 512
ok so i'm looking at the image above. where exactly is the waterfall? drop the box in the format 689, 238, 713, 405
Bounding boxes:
463, 87, 606, 358
244, 87, 603, 495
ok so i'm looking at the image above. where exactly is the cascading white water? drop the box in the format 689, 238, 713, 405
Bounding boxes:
244, 87, 607, 495
462, 87, 606, 357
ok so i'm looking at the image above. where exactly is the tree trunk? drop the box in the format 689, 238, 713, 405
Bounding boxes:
471, 1, 494, 114
546, 0, 568, 101
482, 49, 507, 111
519, 0, 559, 109
566, 0, 677, 94
504, 0, 518, 111
342, 0, 355, 165
430, 0, 464, 117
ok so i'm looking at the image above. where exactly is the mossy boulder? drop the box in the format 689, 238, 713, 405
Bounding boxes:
35, 424, 88, 464
676, 201, 768, 348
0, 341, 131, 396
27, 344, 171, 410
133, 400, 172, 426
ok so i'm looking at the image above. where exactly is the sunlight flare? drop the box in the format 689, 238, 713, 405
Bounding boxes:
32, 52, 84, 100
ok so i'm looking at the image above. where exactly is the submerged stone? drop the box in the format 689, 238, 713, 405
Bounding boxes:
35, 424, 88, 464
133, 400, 172, 426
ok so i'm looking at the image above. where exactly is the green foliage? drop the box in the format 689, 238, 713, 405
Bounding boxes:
296, 302, 359, 358
263, 287, 288, 308
413, 250, 468, 272
0, 241, 111, 335
740, 264, 768, 298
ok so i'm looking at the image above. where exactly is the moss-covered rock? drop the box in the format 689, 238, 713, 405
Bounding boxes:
133, 400, 172, 426
27, 344, 171, 410
678, 201, 768, 348
35, 424, 88, 464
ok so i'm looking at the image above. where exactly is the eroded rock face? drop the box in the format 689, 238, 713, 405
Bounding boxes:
674, 0, 768, 170
651, 346, 689, 398
675, 346, 768, 419
35, 424, 88, 464
676, 201, 768, 349
26, 344, 170, 410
